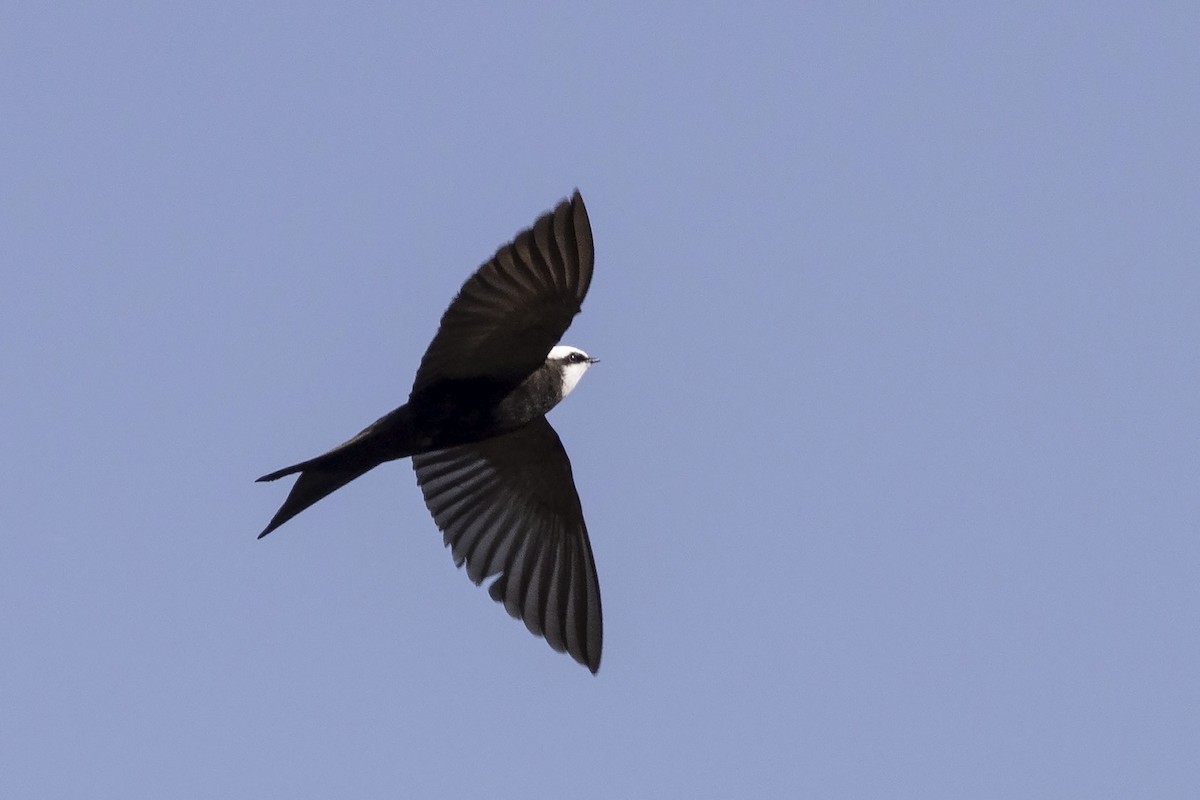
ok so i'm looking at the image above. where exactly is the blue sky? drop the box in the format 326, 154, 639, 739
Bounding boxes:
3, 4, 1197, 797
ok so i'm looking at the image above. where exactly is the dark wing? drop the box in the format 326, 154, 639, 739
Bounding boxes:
411, 191, 593, 396
412, 417, 602, 673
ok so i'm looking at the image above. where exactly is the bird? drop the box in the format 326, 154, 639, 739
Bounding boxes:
256, 191, 603, 673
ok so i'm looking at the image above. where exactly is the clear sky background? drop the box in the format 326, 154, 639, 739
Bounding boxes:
3, 4, 1197, 798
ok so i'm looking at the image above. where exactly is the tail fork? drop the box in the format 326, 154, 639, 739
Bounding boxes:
256, 404, 414, 538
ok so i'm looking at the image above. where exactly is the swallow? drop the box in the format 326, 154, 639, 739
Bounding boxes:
257, 191, 602, 672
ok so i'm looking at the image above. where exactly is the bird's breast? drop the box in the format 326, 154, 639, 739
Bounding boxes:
408, 371, 562, 452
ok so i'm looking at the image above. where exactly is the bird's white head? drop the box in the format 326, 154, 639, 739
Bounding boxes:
548, 345, 597, 399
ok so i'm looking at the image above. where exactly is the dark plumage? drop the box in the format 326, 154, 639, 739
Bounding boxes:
256, 192, 602, 672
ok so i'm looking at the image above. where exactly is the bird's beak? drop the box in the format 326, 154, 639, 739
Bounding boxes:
588, 357, 600, 364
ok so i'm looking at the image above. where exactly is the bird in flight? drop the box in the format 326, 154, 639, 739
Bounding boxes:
257, 191, 603, 673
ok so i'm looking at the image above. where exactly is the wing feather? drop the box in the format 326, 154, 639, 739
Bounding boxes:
411, 192, 593, 395
412, 418, 602, 672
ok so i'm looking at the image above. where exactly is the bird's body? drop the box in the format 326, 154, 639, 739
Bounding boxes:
257, 192, 603, 672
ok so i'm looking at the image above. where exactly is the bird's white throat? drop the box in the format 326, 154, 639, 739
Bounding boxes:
560, 361, 590, 398
549, 345, 592, 399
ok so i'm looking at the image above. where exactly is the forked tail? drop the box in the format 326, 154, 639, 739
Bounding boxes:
256, 458, 378, 538
256, 405, 414, 538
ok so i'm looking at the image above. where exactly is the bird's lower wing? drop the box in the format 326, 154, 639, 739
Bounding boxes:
411, 417, 602, 673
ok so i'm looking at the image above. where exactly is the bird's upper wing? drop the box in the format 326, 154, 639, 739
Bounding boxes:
410, 191, 593, 396
411, 417, 602, 673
